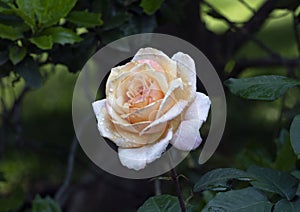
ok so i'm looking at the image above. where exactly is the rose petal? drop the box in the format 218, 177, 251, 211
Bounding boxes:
170, 119, 204, 151
185, 92, 211, 121
92, 100, 115, 140
171, 52, 197, 103
156, 78, 183, 118
172, 52, 196, 92
92, 100, 152, 148
170, 92, 211, 151
132, 47, 177, 81
141, 99, 188, 135
120, 100, 162, 125
114, 123, 166, 146
118, 127, 173, 170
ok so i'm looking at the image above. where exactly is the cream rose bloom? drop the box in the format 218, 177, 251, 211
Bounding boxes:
92, 48, 210, 170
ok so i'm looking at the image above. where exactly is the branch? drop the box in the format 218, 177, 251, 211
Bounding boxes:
228, 0, 279, 56
293, 12, 300, 58
55, 136, 78, 204
170, 168, 186, 212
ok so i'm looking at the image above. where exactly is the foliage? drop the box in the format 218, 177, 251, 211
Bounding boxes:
30, 195, 61, 212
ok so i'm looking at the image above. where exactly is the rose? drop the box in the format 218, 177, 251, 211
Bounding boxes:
92, 47, 210, 170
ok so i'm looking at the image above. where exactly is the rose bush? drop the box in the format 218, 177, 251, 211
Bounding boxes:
92, 48, 210, 170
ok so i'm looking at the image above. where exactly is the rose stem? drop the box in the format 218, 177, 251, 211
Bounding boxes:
171, 168, 186, 212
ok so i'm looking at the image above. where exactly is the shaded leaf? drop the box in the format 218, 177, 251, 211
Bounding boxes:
224, 75, 300, 101
67, 10, 103, 28
0, 50, 8, 65
41, 27, 82, 45
30, 35, 53, 50
0, 186, 25, 211
31, 195, 61, 212
121, 14, 156, 35
290, 115, 300, 157
140, 0, 164, 15
15, 58, 42, 88
194, 168, 252, 192
49, 33, 97, 72
32, 0, 76, 28
137, 195, 195, 212
9, 45, 27, 65
248, 166, 299, 200
274, 199, 300, 212
103, 13, 131, 30
0, 23, 23, 40
203, 187, 273, 212
273, 129, 297, 171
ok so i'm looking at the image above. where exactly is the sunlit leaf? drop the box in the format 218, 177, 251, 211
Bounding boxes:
290, 115, 300, 157
140, 0, 164, 15
0, 23, 23, 40
194, 168, 253, 192
41, 27, 82, 45
30, 35, 53, 50
203, 187, 273, 212
248, 166, 299, 200
225, 75, 300, 101
15, 0, 36, 30
32, 0, 76, 28
67, 10, 103, 28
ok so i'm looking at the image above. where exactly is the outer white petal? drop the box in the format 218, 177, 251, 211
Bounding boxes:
118, 128, 173, 170
172, 52, 196, 93
170, 92, 211, 151
92, 100, 116, 141
171, 52, 197, 103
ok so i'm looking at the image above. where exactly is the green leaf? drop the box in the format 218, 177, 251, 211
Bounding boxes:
41, 26, 82, 45
0, 23, 23, 40
9, 46, 27, 65
273, 129, 297, 171
194, 168, 253, 192
291, 170, 300, 196
67, 10, 103, 28
203, 187, 273, 212
103, 13, 131, 30
290, 115, 300, 157
140, 0, 164, 15
224, 75, 300, 101
137, 195, 195, 212
248, 166, 299, 200
274, 199, 300, 212
0, 186, 25, 211
30, 35, 53, 50
0, 50, 8, 65
49, 33, 98, 72
31, 195, 61, 212
32, 0, 76, 28
15, 0, 36, 30
15, 58, 42, 88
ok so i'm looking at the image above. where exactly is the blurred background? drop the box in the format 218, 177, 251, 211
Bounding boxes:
0, 0, 300, 211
